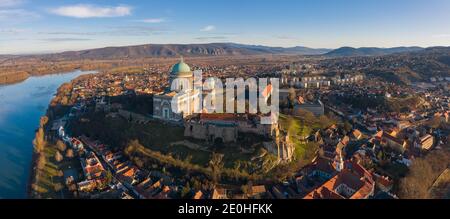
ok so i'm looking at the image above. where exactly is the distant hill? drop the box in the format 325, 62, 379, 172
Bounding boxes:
412, 46, 450, 56
33, 43, 331, 60
363, 46, 450, 84
0, 55, 18, 62
0, 71, 29, 84
226, 43, 331, 55
325, 46, 424, 57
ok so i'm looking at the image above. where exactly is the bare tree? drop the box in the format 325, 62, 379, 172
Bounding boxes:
55, 151, 63, 163
65, 149, 74, 158
39, 116, 49, 127
37, 154, 46, 170
33, 127, 46, 153
56, 140, 67, 152
209, 153, 224, 183
399, 150, 450, 199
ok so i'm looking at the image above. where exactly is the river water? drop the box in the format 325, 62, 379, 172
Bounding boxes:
0, 70, 94, 198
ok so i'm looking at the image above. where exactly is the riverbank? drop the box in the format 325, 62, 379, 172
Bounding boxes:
0, 68, 89, 86
0, 55, 184, 86
0, 72, 29, 85
26, 72, 97, 198
0, 70, 95, 198
27, 106, 80, 198
27, 149, 38, 198
0, 58, 108, 86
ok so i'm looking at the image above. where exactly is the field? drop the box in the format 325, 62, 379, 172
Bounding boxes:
31, 144, 81, 199
430, 169, 450, 199
279, 114, 320, 162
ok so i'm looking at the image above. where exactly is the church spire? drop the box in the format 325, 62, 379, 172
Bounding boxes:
180, 56, 184, 63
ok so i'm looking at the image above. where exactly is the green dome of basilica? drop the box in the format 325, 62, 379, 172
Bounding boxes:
171, 57, 192, 77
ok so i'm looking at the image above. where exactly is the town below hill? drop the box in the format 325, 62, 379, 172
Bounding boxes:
0, 43, 449, 85
27, 56, 449, 199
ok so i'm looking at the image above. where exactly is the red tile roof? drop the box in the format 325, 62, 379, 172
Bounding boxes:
303, 161, 374, 199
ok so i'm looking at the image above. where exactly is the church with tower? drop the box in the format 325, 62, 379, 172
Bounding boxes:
151, 58, 292, 162
152, 58, 201, 122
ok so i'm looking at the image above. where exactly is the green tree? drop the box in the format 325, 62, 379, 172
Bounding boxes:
377, 150, 384, 162
105, 170, 113, 185
191, 178, 202, 191
343, 121, 353, 133
318, 115, 333, 129
181, 182, 191, 198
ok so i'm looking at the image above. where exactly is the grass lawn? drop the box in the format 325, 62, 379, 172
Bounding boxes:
166, 144, 211, 166
138, 121, 185, 149
279, 114, 313, 161
33, 144, 82, 199
279, 114, 312, 138
278, 114, 320, 167
33, 146, 63, 198
293, 141, 307, 161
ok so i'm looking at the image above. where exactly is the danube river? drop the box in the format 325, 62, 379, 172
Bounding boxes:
0, 70, 94, 198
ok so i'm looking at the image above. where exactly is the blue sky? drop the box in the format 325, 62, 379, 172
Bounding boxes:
0, 0, 449, 54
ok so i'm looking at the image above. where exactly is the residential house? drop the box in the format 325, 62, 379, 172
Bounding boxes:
249, 185, 266, 199
303, 161, 375, 199
212, 188, 228, 199
352, 129, 363, 140
415, 134, 434, 150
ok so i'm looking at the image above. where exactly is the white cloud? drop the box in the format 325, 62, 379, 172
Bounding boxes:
200, 25, 216, 32
0, 0, 23, 8
38, 26, 170, 37
195, 36, 228, 41
137, 18, 165, 23
0, 1, 37, 23
0, 9, 39, 21
49, 4, 132, 18
39, 38, 93, 42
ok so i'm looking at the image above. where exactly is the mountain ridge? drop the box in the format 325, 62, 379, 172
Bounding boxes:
325, 46, 425, 57
30, 43, 331, 60
9, 43, 448, 60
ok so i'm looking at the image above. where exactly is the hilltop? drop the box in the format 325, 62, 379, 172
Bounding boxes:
325, 46, 424, 57
28, 43, 331, 60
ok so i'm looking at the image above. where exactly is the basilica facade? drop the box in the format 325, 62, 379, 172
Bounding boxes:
152, 58, 200, 122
